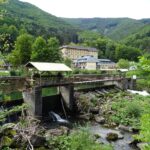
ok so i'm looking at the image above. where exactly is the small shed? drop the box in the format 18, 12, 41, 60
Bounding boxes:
25, 62, 72, 72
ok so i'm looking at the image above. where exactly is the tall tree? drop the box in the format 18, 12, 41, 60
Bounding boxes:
138, 54, 150, 74
115, 44, 141, 61
31, 36, 47, 61
9, 33, 33, 66
47, 37, 62, 62
0, 0, 7, 3
117, 59, 130, 69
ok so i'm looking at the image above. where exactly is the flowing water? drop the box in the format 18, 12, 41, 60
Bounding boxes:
49, 111, 69, 124
90, 124, 138, 150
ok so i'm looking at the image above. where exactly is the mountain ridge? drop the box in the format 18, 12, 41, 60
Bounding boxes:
62, 17, 150, 41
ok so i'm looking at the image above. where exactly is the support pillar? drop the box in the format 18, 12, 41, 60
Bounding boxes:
22, 86, 42, 118
59, 84, 75, 111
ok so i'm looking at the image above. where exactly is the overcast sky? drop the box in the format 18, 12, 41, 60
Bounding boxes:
19, 0, 150, 19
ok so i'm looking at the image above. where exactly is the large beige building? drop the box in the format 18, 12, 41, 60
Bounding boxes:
60, 45, 98, 60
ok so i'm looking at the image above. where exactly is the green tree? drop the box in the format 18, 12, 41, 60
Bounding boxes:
105, 42, 117, 61
8, 25, 18, 40
31, 36, 47, 61
136, 114, 150, 150
78, 31, 102, 46
115, 44, 141, 61
9, 33, 33, 66
117, 59, 130, 69
0, 0, 7, 3
31, 37, 62, 62
95, 38, 107, 58
47, 37, 62, 62
64, 58, 72, 67
138, 54, 150, 75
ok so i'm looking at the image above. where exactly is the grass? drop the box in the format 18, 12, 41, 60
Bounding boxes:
42, 87, 58, 96
47, 128, 112, 150
107, 92, 150, 128
0, 70, 10, 77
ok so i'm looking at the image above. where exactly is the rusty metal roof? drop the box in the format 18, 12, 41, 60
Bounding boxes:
25, 62, 72, 72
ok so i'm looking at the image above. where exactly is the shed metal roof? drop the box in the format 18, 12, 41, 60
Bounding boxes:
25, 62, 72, 72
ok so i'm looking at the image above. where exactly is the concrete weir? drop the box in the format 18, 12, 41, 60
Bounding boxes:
22, 77, 136, 118
23, 87, 43, 118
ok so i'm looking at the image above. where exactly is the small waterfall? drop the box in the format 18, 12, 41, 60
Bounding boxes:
49, 111, 69, 124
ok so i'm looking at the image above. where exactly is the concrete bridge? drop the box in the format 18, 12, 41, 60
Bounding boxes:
0, 75, 136, 118
22, 75, 136, 118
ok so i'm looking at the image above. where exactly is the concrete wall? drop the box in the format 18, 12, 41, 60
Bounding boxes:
23, 87, 63, 118
59, 84, 75, 111
86, 62, 96, 70
22, 87, 42, 118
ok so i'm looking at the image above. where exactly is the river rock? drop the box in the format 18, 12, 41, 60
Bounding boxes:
118, 125, 132, 132
118, 133, 124, 139
94, 116, 105, 124
128, 139, 139, 148
94, 133, 101, 139
45, 126, 69, 137
131, 127, 140, 133
90, 107, 99, 114
78, 113, 91, 120
106, 132, 118, 141
30, 135, 46, 147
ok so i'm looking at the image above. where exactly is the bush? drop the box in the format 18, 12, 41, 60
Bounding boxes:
47, 129, 112, 150
135, 114, 150, 150
0, 71, 10, 77
10, 69, 21, 76
73, 68, 80, 74
136, 79, 150, 92
73, 68, 101, 75
109, 92, 150, 127
126, 102, 142, 118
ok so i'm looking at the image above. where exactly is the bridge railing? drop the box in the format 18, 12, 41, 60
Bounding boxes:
32, 73, 123, 86
33, 76, 86, 86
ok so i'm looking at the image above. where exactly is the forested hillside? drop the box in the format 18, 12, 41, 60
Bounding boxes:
63, 18, 150, 41
0, 0, 79, 47
123, 25, 150, 53
0, 0, 148, 64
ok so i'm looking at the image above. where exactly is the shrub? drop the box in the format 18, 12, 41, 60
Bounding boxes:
109, 93, 149, 127
0, 71, 10, 77
47, 129, 112, 150
73, 68, 80, 74
125, 102, 142, 118
135, 114, 150, 150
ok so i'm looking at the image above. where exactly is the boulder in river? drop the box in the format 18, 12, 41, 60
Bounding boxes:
78, 113, 91, 120
45, 126, 69, 137
90, 107, 99, 114
106, 132, 119, 141
94, 133, 101, 139
118, 125, 132, 132
94, 116, 105, 124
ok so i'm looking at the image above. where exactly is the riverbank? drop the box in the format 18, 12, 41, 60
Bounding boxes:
0, 89, 150, 149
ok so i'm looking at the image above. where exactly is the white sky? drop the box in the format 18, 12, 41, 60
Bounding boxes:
19, 0, 150, 19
